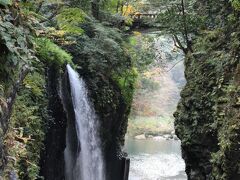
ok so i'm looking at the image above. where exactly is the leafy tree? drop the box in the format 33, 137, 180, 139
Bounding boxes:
56, 7, 86, 35
157, 0, 204, 54
127, 33, 155, 72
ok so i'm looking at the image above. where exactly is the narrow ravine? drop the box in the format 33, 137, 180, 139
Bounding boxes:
126, 33, 187, 180
1, 1, 239, 179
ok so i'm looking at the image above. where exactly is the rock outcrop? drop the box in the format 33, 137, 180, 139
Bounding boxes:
174, 1, 240, 179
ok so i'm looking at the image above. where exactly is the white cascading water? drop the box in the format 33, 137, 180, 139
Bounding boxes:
65, 64, 105, 180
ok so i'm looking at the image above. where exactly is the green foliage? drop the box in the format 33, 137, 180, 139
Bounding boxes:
57, 8, 86, 35
128, 116, 173, 136
101, 0, 124, 13
156, 0, 205, 53
64, 20, 137, 108
230, 0, 240, 10
0, 15, 37, 85
129, 36, 137, 46
113, 67, 138, 105
5, 71, 47, 179
0, 0, 12, 6
157, 5, 204, 34
140, 77, 160, 92
68, 0, 91, 11
35, 38, 72, 66
193, 29, 224, 53
127, 34, 155, 72
66, 22, 129, 75
0, 16, 36, 65
23, 72, 45, 97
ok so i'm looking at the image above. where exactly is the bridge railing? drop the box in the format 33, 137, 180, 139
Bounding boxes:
129, 13, 159, 20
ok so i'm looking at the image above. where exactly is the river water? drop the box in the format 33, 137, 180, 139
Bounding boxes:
125, 33, 187, 180
125, 138, 186, 180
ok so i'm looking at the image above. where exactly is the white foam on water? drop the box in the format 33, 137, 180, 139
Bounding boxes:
129, 153, 186, 180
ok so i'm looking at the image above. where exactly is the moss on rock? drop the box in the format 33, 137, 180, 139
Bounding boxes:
174, 2, 240, 179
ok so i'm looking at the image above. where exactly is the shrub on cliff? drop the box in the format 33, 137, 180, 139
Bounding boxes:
35, 38, 72, 66
56, 8, 86, 35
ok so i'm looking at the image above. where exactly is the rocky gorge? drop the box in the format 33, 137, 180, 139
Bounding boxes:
0, 0, 239, 180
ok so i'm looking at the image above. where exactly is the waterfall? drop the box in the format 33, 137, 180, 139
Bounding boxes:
65, 65, 105, 180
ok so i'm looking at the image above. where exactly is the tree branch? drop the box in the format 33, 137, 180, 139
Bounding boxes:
166, 59, 183, 72
181, 0, 193, 53
36, 1, 44, 13
172, 35, 181, 49
172, 34, 188, 54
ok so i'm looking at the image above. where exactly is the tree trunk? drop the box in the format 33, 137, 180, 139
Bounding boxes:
91, 0, 100, 20
181, 0, 193, 53
116, 0, 120, 13
0, 65, 30, 134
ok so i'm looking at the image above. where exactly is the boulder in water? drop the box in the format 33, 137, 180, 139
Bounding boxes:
173, 135, 179, 140
147, 135, 154, 138
134, 134, 146, 140
163, 134, 173, 140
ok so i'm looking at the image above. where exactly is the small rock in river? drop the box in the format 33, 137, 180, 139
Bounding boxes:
173, 135, 179, 140
147, 135, 154, 138
134, 134, 146, 140
163, 134, 173, 139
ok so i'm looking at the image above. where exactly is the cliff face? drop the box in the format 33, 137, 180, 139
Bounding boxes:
40, 21, 134, 180
0, 5, 133, 179
174, 1, 240, 179
39, 66, 68, 180
62, 27, 133, 180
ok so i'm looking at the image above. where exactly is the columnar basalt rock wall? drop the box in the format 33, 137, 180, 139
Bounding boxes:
39, 65, 130, 180
174, 1, 240, 179
39, 66, 67, 180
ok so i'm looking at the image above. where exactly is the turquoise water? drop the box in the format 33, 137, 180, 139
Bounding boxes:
124, 138, 187, 180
